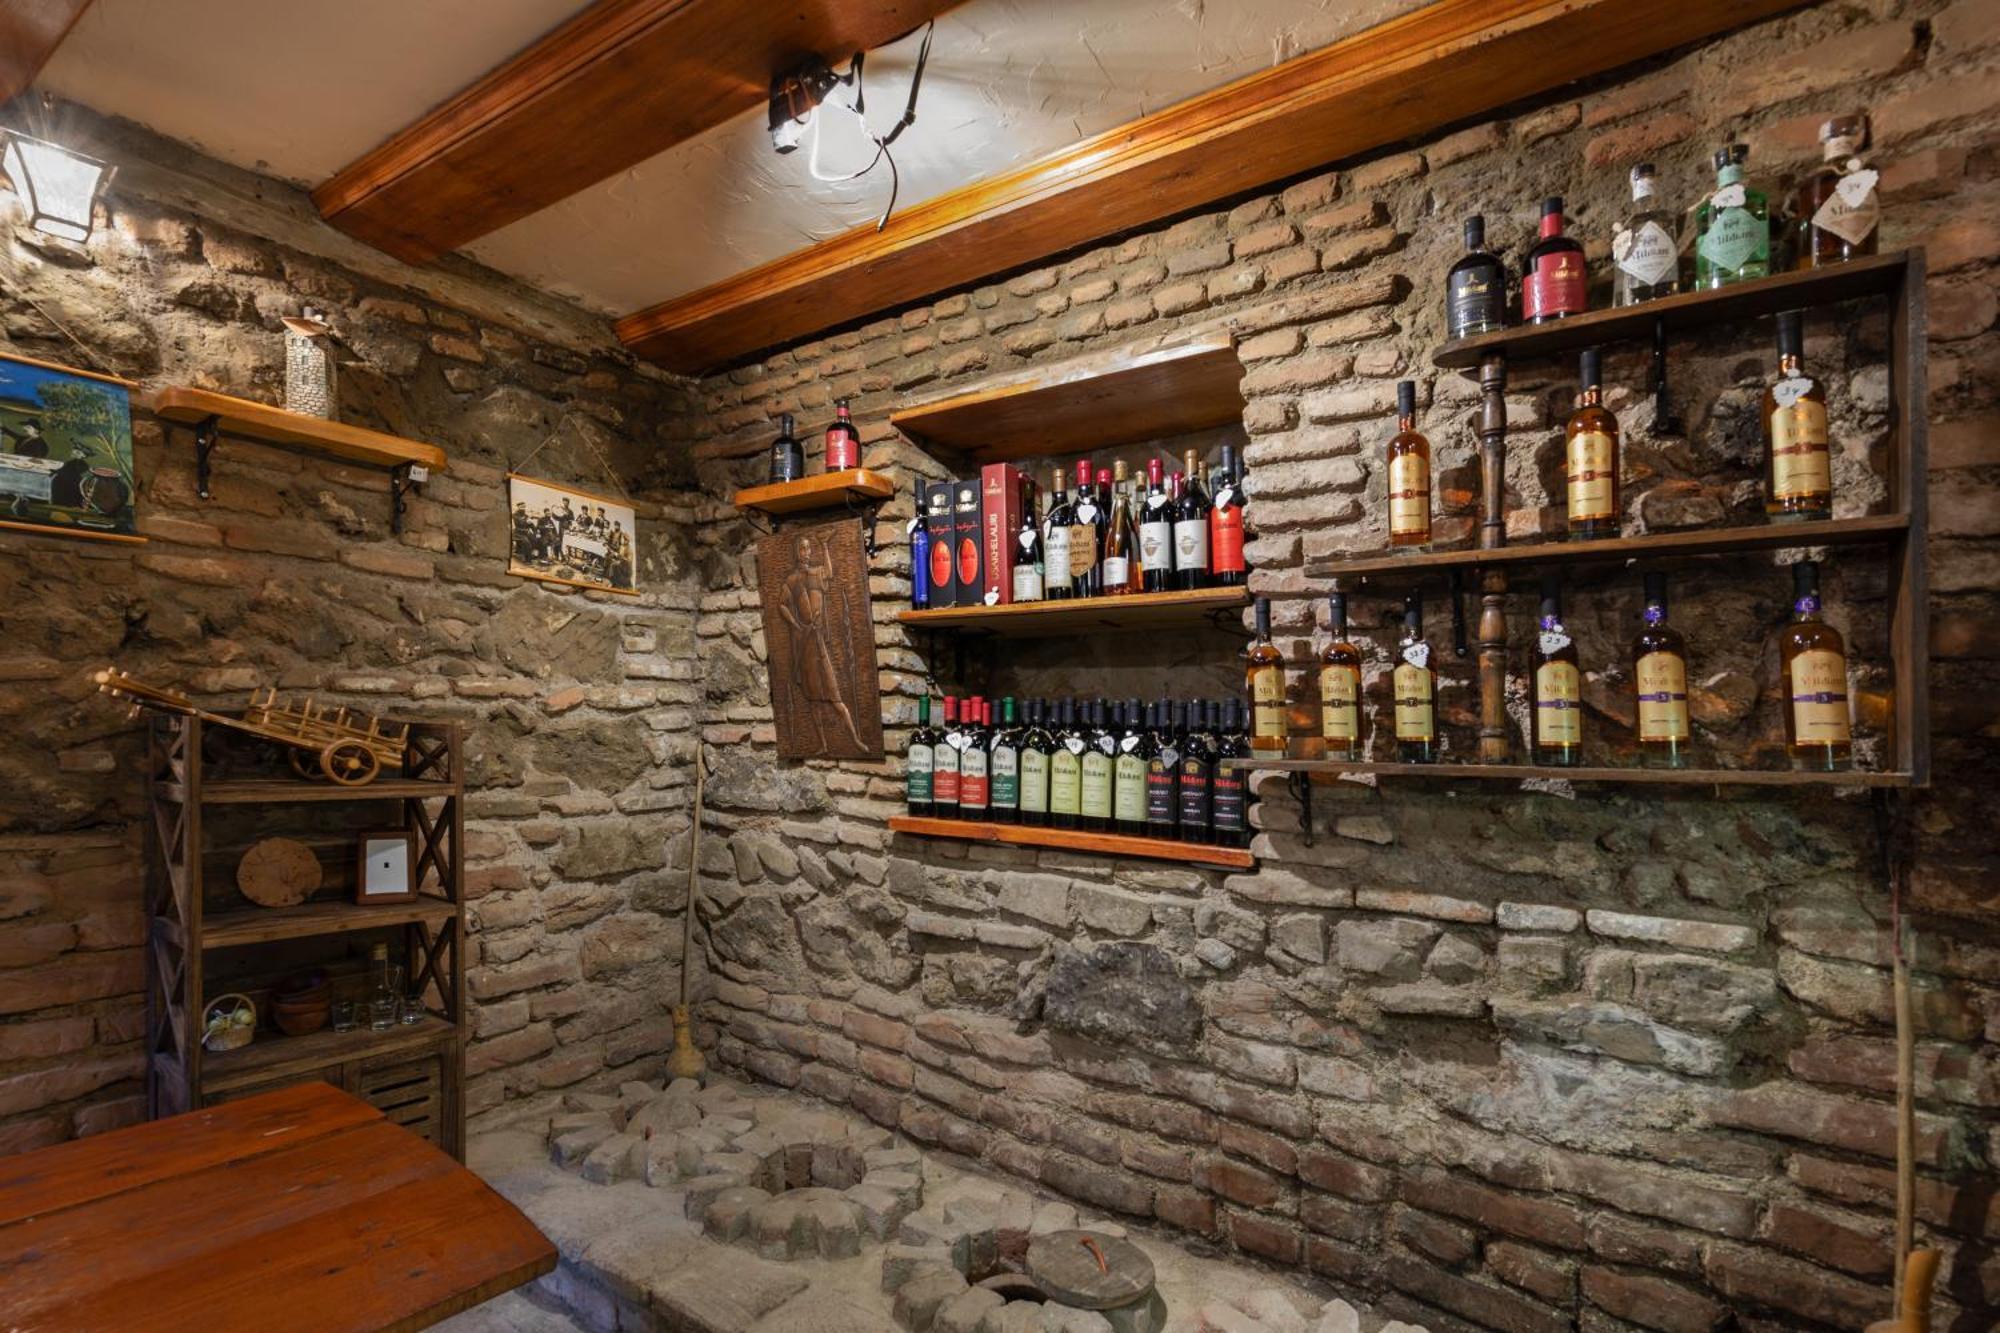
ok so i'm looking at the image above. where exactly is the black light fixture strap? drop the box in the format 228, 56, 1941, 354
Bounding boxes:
877, 20, 935, 149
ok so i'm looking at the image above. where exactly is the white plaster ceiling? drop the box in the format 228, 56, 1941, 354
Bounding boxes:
38, 0, 1428, 318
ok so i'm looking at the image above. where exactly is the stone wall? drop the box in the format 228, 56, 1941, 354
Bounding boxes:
0, 110, 706, 1147
669, 4, 2000, 1331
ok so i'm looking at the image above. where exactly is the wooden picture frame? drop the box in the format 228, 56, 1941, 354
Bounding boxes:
505, 472, 639, 596
0, 350, 144, 545
354, 830, 417, 904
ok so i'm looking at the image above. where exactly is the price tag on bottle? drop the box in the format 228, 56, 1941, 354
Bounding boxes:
1538, 630, 1572, 655
1146, 494, 1170, 512
1065, 737, 1086, 755
906, 518, 920, 536
1018, 529, 1036, 551
1712, 183, 1746, 209
1772, 376, 1813, 410
1835, 167, 1878, 209
1076, 502, 1098, 524
1212, 485, 1236, 509
1402, 643, 1430, 669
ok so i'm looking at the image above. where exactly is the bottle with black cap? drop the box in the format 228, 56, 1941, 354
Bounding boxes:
1763, 311, 1831, 523
1112, 700, 1149, 836
768, 412, 803, 483
1210, 699, 1251, 847
1522, 196, 1586, 324
1565, 348, 1620, 541
1318, 592, 1363, 760
1018, 699, 1054, 827
1532, 575, 1582, 767
1394, 594, 1437, 763
1631, 574, 1690, 769
988, 697, 1021, 824
1781, 560, 1850, 771
1178, 700, 1217, 843
1049, 698, 1084, 829
1445, 213, 1507, 339
1386, 380, 1431, 550
1145, 700, 1180, 840
1080, 699, 1116, 832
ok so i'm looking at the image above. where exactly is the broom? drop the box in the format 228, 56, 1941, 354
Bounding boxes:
1868, 792, 1935, 1333
665, 742, 707, 1082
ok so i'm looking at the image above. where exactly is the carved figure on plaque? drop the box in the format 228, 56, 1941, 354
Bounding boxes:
759, 519, 882, 760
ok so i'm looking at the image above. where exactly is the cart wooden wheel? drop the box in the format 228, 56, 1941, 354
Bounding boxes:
287, 748, 321, 781
320, 739, 381, 786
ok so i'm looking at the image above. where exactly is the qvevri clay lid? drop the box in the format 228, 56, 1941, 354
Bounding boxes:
1025, 1230, 1156, 1309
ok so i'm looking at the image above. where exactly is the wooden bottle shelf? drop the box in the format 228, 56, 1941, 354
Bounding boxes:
897, 586, 1250, 638
199, 1015, 454, 1095
891, 332, 1246, 460
1431, 251, 1915, 370
203, 898, 458, 949
889, 815, 1254, 869
153, 387, 448, 473
1307, 513, 1908, 582
1225, 757, 1911, 789
156, 776, 463, 805
732, 468, 895, 517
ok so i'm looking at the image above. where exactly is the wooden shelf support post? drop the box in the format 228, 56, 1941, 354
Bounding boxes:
1477, 353, 1511, 764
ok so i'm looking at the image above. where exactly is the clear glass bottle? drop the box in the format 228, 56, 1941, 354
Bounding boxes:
1318, 592, 1364, 760
1102, 459, 1140, 596
1445, 213, 1508, 339
1781, 561, 1851, 771
1565, 348, 1621, 541
1695, 144, 1770, 288
1612, 163, 1680, 306
1632, 573, 1690, 769
1246, 597, 1287, 755
1763, 311, 1831, 523
1532, 575, 1582, 767
1386, 380, 1432, 550
1790, 113, 1879, 270
368, 943, 400, 1031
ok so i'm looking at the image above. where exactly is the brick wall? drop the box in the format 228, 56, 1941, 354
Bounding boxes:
668, 4, 2000, 1330
0, 109, 706, 1146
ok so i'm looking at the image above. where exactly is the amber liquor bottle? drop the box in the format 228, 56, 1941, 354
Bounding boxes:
1531, 575, 1582, 767
1386, 379, 1431, 549
1246, 597, 1287, 756
1763, 311, 1831, 523
1790, 113, 1878, 270
1102, 459, 1140, 595
1394, 594, 1437, 763
1521, 196, 1586, 324
1565, 348, 1620, 541
1632, 573, 1690, 769
1781, 561, 1851, 771
1318, 592, 1363, 760
1445, 213, 1507, 340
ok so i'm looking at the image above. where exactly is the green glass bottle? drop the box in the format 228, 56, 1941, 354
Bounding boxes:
1695, 144, 1769, 288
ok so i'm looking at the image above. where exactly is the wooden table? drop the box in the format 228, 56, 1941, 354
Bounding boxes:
0, 1082, 556, 1331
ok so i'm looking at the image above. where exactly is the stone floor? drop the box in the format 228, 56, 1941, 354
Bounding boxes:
440, 1077, 1419, 1333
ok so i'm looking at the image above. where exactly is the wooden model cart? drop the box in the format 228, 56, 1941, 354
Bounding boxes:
95, 670, 408, 785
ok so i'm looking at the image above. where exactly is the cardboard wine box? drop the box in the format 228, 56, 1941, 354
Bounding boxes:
922, 480, 958, 607
951, 478, 984, 606
979, 463, 1024, 606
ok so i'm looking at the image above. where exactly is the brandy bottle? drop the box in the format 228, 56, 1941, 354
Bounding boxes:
1781, 560, 1851, 771
1565, 348, 1621, 541
1445, 214, 1507, 339
1386, 379, 1431, 549
1318, 592, 1363, 760
1631, 573, 1690, 769
1246, 597, 1287, 756
1763, 311, 1831, 523
1531, 575, 1582, 767
1789, 113, 1878, 270
1394, 594, 1437, 763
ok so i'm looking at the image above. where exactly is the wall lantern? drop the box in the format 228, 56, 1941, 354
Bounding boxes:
0, 130, 114, 243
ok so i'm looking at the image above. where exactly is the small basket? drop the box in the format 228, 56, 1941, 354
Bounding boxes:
202, 993, 256, 1052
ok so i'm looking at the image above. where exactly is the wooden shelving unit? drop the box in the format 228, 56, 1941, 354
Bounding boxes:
898, 586, 1250, 638
892, 331, 1246, 460
142, 715, 467, 1157
733, 468, 895, 517
1224, 757, 1911, 789
889, 815, 1254, 870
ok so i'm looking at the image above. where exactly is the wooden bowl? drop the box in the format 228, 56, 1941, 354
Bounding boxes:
273, 1001, 328, 1037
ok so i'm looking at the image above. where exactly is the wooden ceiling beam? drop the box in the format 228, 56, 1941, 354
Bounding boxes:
617, 0, 1804, 375
0, 0, 95, 103
313, 0, 961, 265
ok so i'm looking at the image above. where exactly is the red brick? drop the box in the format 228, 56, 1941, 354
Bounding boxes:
1788, 1152, 1999, 1238
1385, 1253, 1570, 1333
0, 1053, 142, 1116
1582, 67, 1691, 128
1877, 69, 2000, 144
1395, 1207, 1478, 1265
1702, 1242, 1884, 1329
1306, 1234, 1372, 1283
1301, 1192, 1379, 1244
1300, 1147, 1395, 1201
1156, 1184, 1219, 1237
1204, 1156, 1284, 1210
1547, 1154, 1759, 1238
1757, 1201, 1893, 1279
1402, 1171, 1584, 1250
1041, 1153, 1154, 1218
1710, 1082, 1951, 1165
4, 1015, 94, 1059
1217, 1120, 1296, 1174
1584, 112, 1698, 169
1487, 1241, 1575, 1303
1087, 1091, 1214, 1143
858, 1047, 913, 1090
1585, 1215, 1703, 1275
1227, 1209, 1301, 1264
1581, 1266, 1724, 1333
1723, 23, 1914, 114
1122, 1137, 1194, 1182
842, 1009, 908, 1050
0, 950, 143, 1016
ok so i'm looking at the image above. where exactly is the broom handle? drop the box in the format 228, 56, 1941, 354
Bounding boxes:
1883, 788, 1915, 1309
677, 742, 705, 1011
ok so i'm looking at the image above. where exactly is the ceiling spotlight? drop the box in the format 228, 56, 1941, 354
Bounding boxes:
763, 22, 936, 231
0, 130, 114, 244
767, 56, 840, 155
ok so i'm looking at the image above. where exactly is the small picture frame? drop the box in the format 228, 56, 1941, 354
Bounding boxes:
355, 831, 416, 904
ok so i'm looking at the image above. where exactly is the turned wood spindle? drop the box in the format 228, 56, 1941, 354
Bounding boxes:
1476, 353, 1510, 763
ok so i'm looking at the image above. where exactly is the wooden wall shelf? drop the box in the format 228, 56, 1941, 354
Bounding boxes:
1226, 757, 1911, 789
153, 388, 447, 473
733, 469, 894, 518
156, 776, 461, 806
889, 815, 1254, 870
203, 899, 458, 949
898, 586, 1250, 638
199, 1016, 454, 1096
891, 334, 1246, 460
1308, 514, 1908, 582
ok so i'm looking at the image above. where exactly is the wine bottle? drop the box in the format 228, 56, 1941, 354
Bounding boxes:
1178, 699, 1216, 844
1049, 698, 1084, 830
1018, 699, 1054, 828
1319, 592, 1363, 760
1012, 475, 1045, 601
1532, 575, 1582, 767
1695, 144, 1770, 289
1080, 699, 1115, 832
989, 697, 1021, 824
1140, 457, 1175, 593
1632, 573, 1690, 769
1042, 468, 1075, 602
1387, 379, 1431, 550
1790, 113, 1879, 270
905, 695, 938, 816
1210, 699, 1250, 848
1565, 347, 1621, 541
1445, 213, 1507, 340
909, 474, 932, 610
823, 397, 859, 470
768, 411, 803, 483
1394, 594, 1437, 763
1612, 163, 1680, 306
1247, 596, 1287, 756
1145, 700, 1180, 841
1210, 444, 1247, 587
958, 696, 989, 820
1522, 196, 1586, 324
1112, 699, 1149, 835
1173, 449, 1212, 589
1103, 461, 1139, 596
1069, 460, 1102, 598
1782, 561, 1851, 771
1764, 311, 1831, 523
933, 696, 962, 815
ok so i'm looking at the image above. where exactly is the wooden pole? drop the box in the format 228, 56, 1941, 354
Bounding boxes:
1476, 353, 1510, 763
667, 743, 708, 1081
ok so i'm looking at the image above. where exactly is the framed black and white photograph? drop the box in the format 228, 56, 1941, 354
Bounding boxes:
506, 473, 638, 596
354, 831, 416, 904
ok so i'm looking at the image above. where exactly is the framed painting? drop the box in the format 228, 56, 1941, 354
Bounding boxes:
0, 351, 140, 544
506, 473, 638, 596
758, 516, 883, 760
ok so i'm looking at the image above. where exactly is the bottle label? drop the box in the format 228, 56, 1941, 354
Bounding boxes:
1113, 755, 1147, 823
1447, 265, 1503, 336
1018, 749, 1050, 813
1535, 661, 1582, 747
1145, 760, 1177, 824
906, 743, 934, 803
1635, 651, 1690, 742
929, 538, 954, 593
1393, 662, 1434, 741
911, 531, 930, 607
1771, 394, 1831, 501
1050, 752, 1082, 814
1044, 524, 1071, 583
1613, 220, 1678, 287
1080, 753, 1113, 818
1103, 555, 1131, 586
1567, 429, 1617, 523
959, 746, 988, 809
1178, 758, 1210, 827
1699, 204, 1765, 274
1813, 168, 1880, 247
990, 748, 1019, 808
1211, 770, 1245, 833
1388, 453, 1429, 537
933, 742, 961, 803
1211, 505, 1245, 575
1068, 524, 1098, 580
1140, 520, 1173, 574
1250, 664, 1286, 743
1013, 561, 1045, 602
1174, 518, 1210, 572
1319, 664, 1361, 741
1523, 251, 1586, 320
825, 428, 857, 470
1790, 648, 1851, 744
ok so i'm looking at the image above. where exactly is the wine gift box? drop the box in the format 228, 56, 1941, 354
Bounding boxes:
979, 462, 1025, 606
923, 480, 958, 606
951, 479, 984, 607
